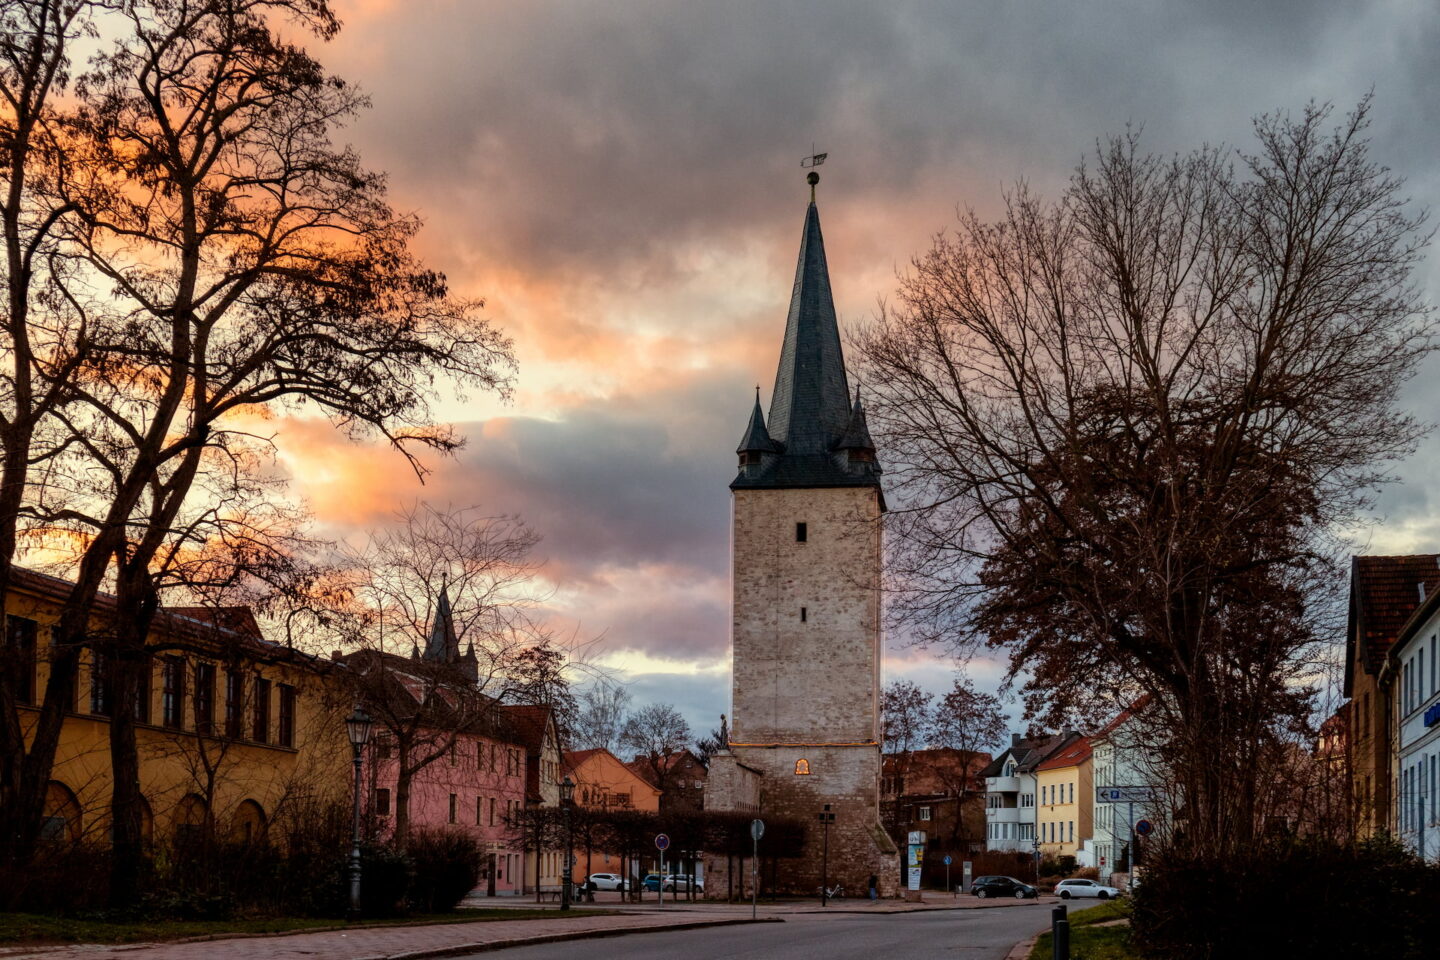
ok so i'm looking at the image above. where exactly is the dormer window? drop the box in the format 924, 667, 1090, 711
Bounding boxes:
1004, 761, 1016, 777
740, 450, 762, 467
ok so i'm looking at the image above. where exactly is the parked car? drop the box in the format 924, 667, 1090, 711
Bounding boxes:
641, 873, 663, 892
586, 873, 629, 891
970, 875, 1038, 899
1055, 878, 1122, 900
663, 874, 704, 892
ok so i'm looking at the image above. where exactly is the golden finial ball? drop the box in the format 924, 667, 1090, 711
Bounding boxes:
806, 171, 820, 186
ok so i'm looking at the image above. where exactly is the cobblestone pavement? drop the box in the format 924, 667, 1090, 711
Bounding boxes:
0, 895, 1063, 960
0, 913, 771, 960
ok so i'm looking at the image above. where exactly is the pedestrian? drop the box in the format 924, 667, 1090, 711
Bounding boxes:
868, 874, 879, 901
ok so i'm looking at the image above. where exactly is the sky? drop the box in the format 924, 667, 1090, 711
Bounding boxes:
263, 0, 1440, 740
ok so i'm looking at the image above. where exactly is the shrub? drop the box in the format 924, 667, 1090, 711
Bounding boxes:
1130, 835, 1440, 960
0, 842, 112, 914
406, 828, 480, 913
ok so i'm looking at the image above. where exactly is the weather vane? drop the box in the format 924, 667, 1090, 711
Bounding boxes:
802, 147, 827, 200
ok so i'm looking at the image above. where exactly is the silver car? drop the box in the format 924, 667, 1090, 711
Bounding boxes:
1055, 878, 1121, 900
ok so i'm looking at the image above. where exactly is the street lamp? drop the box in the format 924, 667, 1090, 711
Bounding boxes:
345, 704, 374, 919
817, 804, 835, 906
559, 775, 575, 911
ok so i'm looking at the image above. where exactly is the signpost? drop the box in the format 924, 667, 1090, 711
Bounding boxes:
962, 860, 972, 894
655, 834, 670, 907
943, 855, 952, 896
1095, 787, 1155, 896
818, 805, 836, 906
750, 819, 764, 920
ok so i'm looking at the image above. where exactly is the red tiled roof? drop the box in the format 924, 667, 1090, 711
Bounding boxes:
1351, 555, 1440, 674
1036, 736, 1092, 771
1091, 695, 1152, 742
500, 704, 553, 752
164, 606, 264, 640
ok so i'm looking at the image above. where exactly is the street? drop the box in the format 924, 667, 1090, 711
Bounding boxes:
454, 905, 1052, 960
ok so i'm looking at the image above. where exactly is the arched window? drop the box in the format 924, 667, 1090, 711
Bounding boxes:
173, 793, 209, 846
232, 799, 266, 844
42, 781, 82, 842
794, 758, 810, 775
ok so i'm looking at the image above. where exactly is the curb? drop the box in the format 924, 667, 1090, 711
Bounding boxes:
353, 917, 783, 960
1004, 933, 1038, 960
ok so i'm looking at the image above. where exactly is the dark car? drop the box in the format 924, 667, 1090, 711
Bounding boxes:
970, 875, 1038, 899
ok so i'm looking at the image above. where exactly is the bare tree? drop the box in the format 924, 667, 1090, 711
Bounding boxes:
342, 503, 546, 847
0, 0, 514, 895
857, 98, 1432, 860
571, 683, 631, 754
928, 675, 1006, 850
620, 703, 692, 794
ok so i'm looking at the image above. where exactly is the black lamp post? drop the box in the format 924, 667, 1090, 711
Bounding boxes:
559, 775, 575, 911
345, 705, 375, 919
817, 804, 835, 906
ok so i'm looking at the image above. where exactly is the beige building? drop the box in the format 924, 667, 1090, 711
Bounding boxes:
1035, 736, 1093, 861
706, 177, 898, 897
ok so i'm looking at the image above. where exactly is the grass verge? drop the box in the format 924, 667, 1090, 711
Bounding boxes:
1028, 899, 1137, 960
0, 907, 619, 946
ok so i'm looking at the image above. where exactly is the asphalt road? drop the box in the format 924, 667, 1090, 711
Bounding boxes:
456, 905, 1054, 960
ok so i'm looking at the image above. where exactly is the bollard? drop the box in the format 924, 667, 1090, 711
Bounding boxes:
1052, 904, 1067, 926
1053, 919, 1070, 960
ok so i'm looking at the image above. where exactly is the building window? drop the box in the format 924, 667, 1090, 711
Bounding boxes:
4, 616, 38, 705
796, 522, 807, 542
161, 657, 185, 728
489, 797, 496, 826
225, 671, 244, 738
193, 663, 216, 734
375, 788, 391, 816
277, 684, 295, 748
918, 806, 932, 821
795, 758, 811, 775
90, 647, 109, 716
132, 655, 151, 724
252, 676, 271, 743
800, 607, 807, 623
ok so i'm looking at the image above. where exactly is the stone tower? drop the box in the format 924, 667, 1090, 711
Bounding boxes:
706, 178, 897, 896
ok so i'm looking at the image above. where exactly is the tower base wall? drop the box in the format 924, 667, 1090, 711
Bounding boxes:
705, 743, 898, 898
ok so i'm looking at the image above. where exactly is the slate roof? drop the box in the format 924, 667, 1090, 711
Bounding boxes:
1345, 554, 1440, 694
736, 392, 779, 454
424, 585, 460, 662
731, 197, 882, 496
978, 732, 1079, 778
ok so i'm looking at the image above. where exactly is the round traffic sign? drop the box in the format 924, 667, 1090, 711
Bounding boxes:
1135, 819, 1153, 836
655, 833, 670, 851
750, 819, 765, 841
942, 855, 952, 865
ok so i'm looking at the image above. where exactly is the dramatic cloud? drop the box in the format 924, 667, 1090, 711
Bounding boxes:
279, 0, 1440, 737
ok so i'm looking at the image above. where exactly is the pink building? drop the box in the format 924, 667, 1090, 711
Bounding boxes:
366, 714, 529, 896
346, 587, 531, 896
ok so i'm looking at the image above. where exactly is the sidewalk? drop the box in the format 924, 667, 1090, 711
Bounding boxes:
463, 892, 1059, 915
0, 912, 779, 960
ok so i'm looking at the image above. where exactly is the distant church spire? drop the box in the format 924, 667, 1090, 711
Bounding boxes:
423, 582, 460, 663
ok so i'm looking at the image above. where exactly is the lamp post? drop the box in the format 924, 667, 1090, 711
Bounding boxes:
559, 776, 575, 911
345, 705, 375, 920
817, 804, 835, 906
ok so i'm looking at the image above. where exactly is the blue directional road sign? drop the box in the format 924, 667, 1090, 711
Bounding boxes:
943, 855, 952, 865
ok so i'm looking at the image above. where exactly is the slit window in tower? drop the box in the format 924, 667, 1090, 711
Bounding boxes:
795, 758, 811, 775
796, 522, 807, 542
801, 607, 807, 622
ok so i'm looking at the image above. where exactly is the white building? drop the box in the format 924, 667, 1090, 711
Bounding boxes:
980, 733, 1077, 854
1392, 587, 1440, 861
1090, 698, 1158, 884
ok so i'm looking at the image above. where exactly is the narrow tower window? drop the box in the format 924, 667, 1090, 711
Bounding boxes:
796, 522, 807, 542
795, 758, 811, 775
800, 607, 807, 622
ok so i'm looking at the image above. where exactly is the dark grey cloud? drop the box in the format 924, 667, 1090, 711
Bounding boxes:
311, 0, 1440, 724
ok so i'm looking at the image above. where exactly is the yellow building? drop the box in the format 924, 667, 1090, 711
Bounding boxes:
6, 567, 350, 849
564, 747, 664, 885
1035, 736, 1093, 861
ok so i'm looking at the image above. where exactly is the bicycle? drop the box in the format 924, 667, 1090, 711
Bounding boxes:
817, 883, 844, 900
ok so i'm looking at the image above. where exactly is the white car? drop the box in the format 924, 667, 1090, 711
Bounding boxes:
663, 874, 704, 892
586, 873, 629, 891
1055, 878, 1122, 900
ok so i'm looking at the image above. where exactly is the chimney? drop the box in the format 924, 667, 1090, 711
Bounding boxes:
1420, 581, 1428, 604
330, 649, 343, 661
1011, 733, 1022, 748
